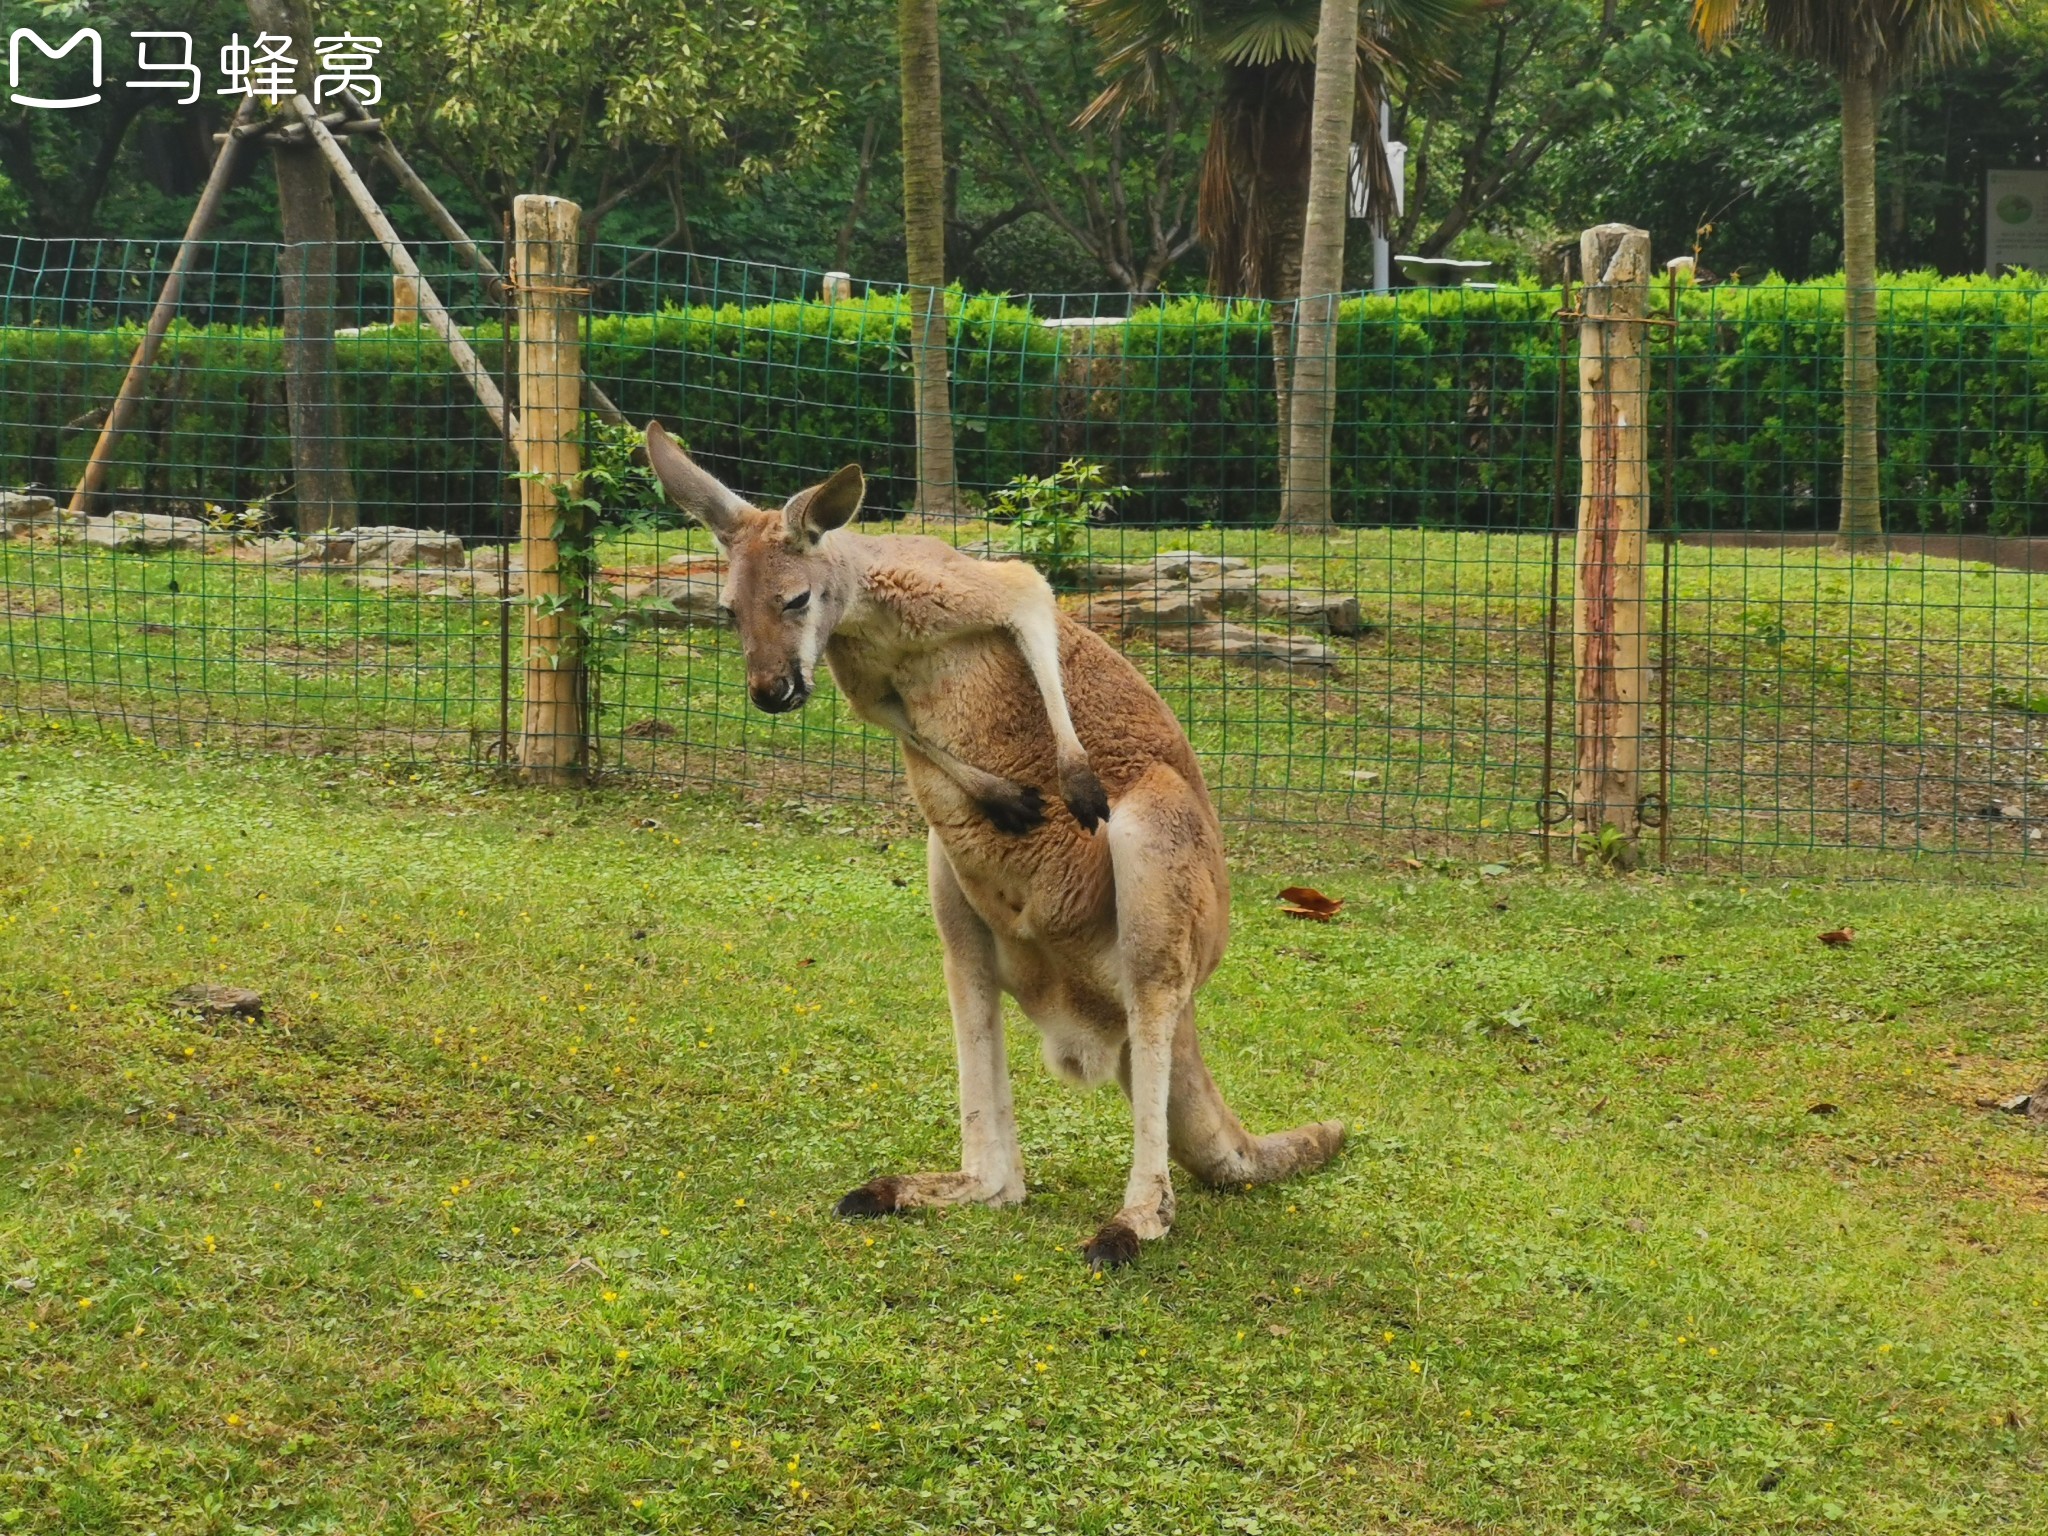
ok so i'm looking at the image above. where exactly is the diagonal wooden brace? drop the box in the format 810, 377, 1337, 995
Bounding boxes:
291, 95, 518, 441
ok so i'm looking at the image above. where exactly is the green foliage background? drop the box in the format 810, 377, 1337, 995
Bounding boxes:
3, 275, 2043, 534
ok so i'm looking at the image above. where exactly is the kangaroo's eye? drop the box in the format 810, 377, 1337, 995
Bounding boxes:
783, 590, 812, 612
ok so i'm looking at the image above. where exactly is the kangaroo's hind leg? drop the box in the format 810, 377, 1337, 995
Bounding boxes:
836, 831, 1028, 1218
1080, 764, 1219, 1270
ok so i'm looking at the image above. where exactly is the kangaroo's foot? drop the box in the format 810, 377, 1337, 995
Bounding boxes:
1081, 1177, 1174, 1272
834, 1170, 1025, 1219
971, 781, 1045, 837
1058, 753, 1110, 832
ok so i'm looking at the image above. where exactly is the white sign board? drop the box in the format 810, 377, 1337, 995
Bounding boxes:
1986, 168, 2048, 275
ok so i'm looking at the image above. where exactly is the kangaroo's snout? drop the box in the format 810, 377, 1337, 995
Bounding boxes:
749, 671, 810, 714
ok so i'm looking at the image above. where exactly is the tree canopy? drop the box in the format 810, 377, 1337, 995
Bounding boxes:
0, 0, 2039, 289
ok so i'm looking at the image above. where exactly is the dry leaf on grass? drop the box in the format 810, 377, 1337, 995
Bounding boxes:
1816, 927, 1855, 948
1277, 887, 1343, 922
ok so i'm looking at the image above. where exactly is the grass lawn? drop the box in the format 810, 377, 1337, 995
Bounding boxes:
2, 723, 2045, 1532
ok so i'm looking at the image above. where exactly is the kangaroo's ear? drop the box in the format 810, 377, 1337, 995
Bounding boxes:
782, 463, 865, 546
644, 421, 749, 542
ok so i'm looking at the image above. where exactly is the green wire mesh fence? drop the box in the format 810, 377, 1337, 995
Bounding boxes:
2, 236, 2043, 875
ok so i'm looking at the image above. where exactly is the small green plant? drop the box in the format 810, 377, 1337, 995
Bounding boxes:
1990, 683, 2048, 717
1745, 607, 1789, 651
989, 458, 1128, 587
1578, 822, 1636, 871
201, 492, 279, 535
582, 418, 673, 529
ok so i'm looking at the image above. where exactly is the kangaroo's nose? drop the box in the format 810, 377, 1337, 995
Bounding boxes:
750, 674, 804, 713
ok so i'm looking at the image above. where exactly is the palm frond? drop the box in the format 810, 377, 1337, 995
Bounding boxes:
1690, 0, 2006, 76
1212, 12, 1320, 66
1691, 0, 1744, 48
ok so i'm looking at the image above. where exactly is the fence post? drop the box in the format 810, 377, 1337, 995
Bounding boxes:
1573, 222, 1651, 862
392, 271, 424, 329
513, 194, 587, 784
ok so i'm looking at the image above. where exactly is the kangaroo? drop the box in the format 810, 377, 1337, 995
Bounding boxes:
645, 422, 1344, 1268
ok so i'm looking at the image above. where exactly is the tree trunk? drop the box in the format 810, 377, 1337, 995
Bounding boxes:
1837, 66, 1882, 546
1266, 166, 1309, 527
248, 0, 358, 532
836, 114, 882, 271
898, 0, 961, 521
1277, 0, 1359, 534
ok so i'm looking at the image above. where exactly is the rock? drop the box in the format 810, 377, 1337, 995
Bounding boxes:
1072, 588, 1209, 633
468, 545, 523, 574
235, 535, 306, 564
166, 983, 264, 1020
1157, 620, 1336, 672
955, 539, 1018, 562
291, 525, 465, 569
1074, 571, 1365, 639
349, 568, 478, 595
1992, 1091, 2033, 1114
0, 491, 56, 536
1144, 550, 1251, 582
1261, 589, 1367, 636
64, 510, 229, 554
620, 567, 727, 627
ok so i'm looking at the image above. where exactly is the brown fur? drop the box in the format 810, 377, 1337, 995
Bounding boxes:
644, 423, 1344, 1268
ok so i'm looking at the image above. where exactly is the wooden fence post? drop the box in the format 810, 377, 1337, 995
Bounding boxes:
514, 194, 587, 783
392, 272, 424, 328
1573, 222, 1652, 861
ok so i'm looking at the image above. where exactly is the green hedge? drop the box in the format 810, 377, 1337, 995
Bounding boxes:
2, 275, 2042, 534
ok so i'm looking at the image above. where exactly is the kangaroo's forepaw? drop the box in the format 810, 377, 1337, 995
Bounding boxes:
1062, 762, 1110, 832
834, 1176, 906, 1219
975, 782, 1045, 837
1082, 1220, 1141, 1272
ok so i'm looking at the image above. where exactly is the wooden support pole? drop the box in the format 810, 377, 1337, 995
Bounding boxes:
1573, 222, 1652, 861
292, 96, 516, 438
67, 96, 261, 516
333, 95, 625, 427
514, 194, 589, 784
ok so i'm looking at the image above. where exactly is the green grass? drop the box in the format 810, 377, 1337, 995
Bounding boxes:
4, 520, 2044, 870
2, 725, 2044, 1533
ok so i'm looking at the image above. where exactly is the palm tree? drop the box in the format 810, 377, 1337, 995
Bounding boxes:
1691, 0, 2003, 546
899, 0, 961, 520
1284, 0, 1362, 531
1077, 0, 1473, 527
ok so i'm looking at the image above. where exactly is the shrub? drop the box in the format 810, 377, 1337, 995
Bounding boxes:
990, 458, 1130, 586
1, 273, 2041, 535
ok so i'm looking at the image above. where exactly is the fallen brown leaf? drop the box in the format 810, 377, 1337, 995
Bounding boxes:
1277, 887, 1343, 923
1817, 927, 1855, 948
